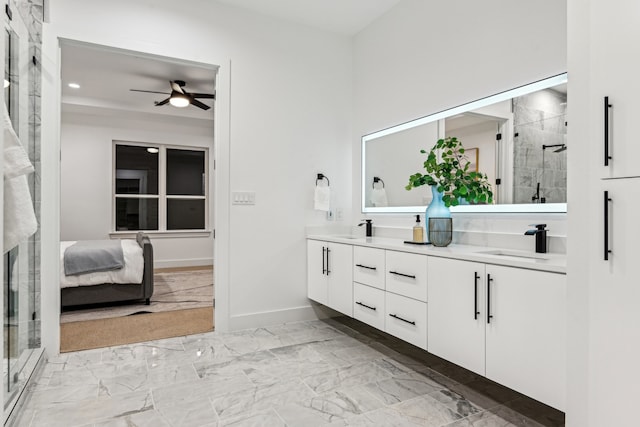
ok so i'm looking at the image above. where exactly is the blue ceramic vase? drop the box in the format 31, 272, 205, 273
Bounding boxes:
425, 185, 451, 243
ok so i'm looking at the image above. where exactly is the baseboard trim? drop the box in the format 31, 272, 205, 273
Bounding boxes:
154, 258, 213, 269
228, 303, 339, 331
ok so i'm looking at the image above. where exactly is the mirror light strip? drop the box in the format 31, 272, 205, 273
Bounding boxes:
362, 73, 567, 143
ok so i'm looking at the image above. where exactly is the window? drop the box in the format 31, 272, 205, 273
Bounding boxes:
114, 143, 207, 232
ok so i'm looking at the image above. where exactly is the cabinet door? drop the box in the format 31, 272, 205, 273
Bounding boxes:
427, 257, 485, 376
353, 246, 385, 289
591, 0, 640, 178
386, 251, 428, 302
307, 240, 328, 305
326, 243, 353, 316
590, 178, 640, 422
485, 265, 566, 411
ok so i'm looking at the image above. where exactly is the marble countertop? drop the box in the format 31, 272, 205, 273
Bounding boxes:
307, 234, 566, 274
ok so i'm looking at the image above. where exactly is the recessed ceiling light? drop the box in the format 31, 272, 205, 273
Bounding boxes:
68, 83, 80, 89
147, 147, 159, 154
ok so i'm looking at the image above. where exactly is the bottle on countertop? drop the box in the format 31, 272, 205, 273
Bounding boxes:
413, 214, 424, 243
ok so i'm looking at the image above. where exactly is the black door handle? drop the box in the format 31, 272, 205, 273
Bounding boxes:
604, 191, 612, 261
389, 271, 416, 279
487, 274, 493, 324
604, 96, 612, 166
326, 248, 331, 275
322, 247, 326, 275
355, 264, 377, 270
474, 272, 480, 320
356, 301, 376, 311
389, 313, 416, 325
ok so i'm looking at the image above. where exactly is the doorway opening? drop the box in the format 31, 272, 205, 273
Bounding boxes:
57, 40, 218, 352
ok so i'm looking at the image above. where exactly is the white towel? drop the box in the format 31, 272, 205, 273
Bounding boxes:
370, 188, 388, 207
314, 185, 331, 211
3, 103, 37, 253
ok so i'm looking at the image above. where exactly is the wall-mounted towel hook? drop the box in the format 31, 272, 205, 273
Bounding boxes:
316, 173, 330, 186
372, 177, 385, 188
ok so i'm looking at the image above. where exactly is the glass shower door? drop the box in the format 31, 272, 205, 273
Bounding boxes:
3, 3, 40, 409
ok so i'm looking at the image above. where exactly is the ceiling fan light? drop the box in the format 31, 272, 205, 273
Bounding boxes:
169, 93, 190, 108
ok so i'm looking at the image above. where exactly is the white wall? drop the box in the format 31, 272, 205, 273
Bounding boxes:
44, 0, 353, 331
60, 106, 214, 267
352, 0, 567, 239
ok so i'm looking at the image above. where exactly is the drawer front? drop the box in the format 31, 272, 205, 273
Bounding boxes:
385, 251, 428, 301
353, 283, 385, 331
384, 292, 427, 350
353, 246, 385, 289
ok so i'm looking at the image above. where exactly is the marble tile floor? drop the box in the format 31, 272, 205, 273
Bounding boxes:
10, 316, 564, 427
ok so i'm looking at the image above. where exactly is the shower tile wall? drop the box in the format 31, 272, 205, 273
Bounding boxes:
17, 0, 43, 348
513, 88, 567, 204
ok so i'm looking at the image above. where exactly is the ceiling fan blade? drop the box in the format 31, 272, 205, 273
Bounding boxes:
155, 97, 171, 106
190, 98, 211, 110
130, 89, 170, 95
191, 93, 215, 99
170, 81, 185, 94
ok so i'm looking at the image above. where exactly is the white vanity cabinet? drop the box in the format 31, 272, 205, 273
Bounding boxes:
307, 240, 353, 316
427, 257, 486, 375
485, 265, 566, 411
427, 257, 566, 410
307, 236, 566, 410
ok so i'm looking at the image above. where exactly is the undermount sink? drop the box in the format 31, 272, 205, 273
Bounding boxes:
477, 249, 551, 261
330, 235, 360, 240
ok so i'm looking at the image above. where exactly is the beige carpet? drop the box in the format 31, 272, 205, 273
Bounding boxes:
61, 266, 214, 323
60, 307, 214, 352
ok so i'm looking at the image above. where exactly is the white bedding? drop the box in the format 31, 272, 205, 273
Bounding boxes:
60, 240, 144, 288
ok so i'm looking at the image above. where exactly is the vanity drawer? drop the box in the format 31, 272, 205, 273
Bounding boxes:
353, 246, 385, 289
353, 282, 385, 331
384, 292, 427, 350
385, 251, 428, 302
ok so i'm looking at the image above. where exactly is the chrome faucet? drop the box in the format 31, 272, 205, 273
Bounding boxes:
525, 224, 547, 253
358, 219, 373, 237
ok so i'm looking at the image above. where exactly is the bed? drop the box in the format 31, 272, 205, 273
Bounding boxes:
60, 232, 154, 308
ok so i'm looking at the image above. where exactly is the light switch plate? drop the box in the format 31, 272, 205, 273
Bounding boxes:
232, 191, 256, 205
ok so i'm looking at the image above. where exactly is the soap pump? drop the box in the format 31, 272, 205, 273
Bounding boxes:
413, 214, 424, 243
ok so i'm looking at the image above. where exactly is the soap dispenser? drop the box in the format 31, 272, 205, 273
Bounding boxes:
413, 214, 424, 243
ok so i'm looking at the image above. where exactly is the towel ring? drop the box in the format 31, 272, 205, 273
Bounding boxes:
373, 177, 385, 188
316, 173, 330, 186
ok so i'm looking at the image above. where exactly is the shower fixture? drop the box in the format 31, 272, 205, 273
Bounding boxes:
542, 143, 567, 153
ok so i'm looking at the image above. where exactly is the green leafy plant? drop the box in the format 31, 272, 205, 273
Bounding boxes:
405, 136, 494, 207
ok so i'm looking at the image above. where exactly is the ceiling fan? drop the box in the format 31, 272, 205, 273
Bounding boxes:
130, 80, 215, 110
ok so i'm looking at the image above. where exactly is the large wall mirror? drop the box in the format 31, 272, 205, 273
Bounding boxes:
362, 73, 567, 214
